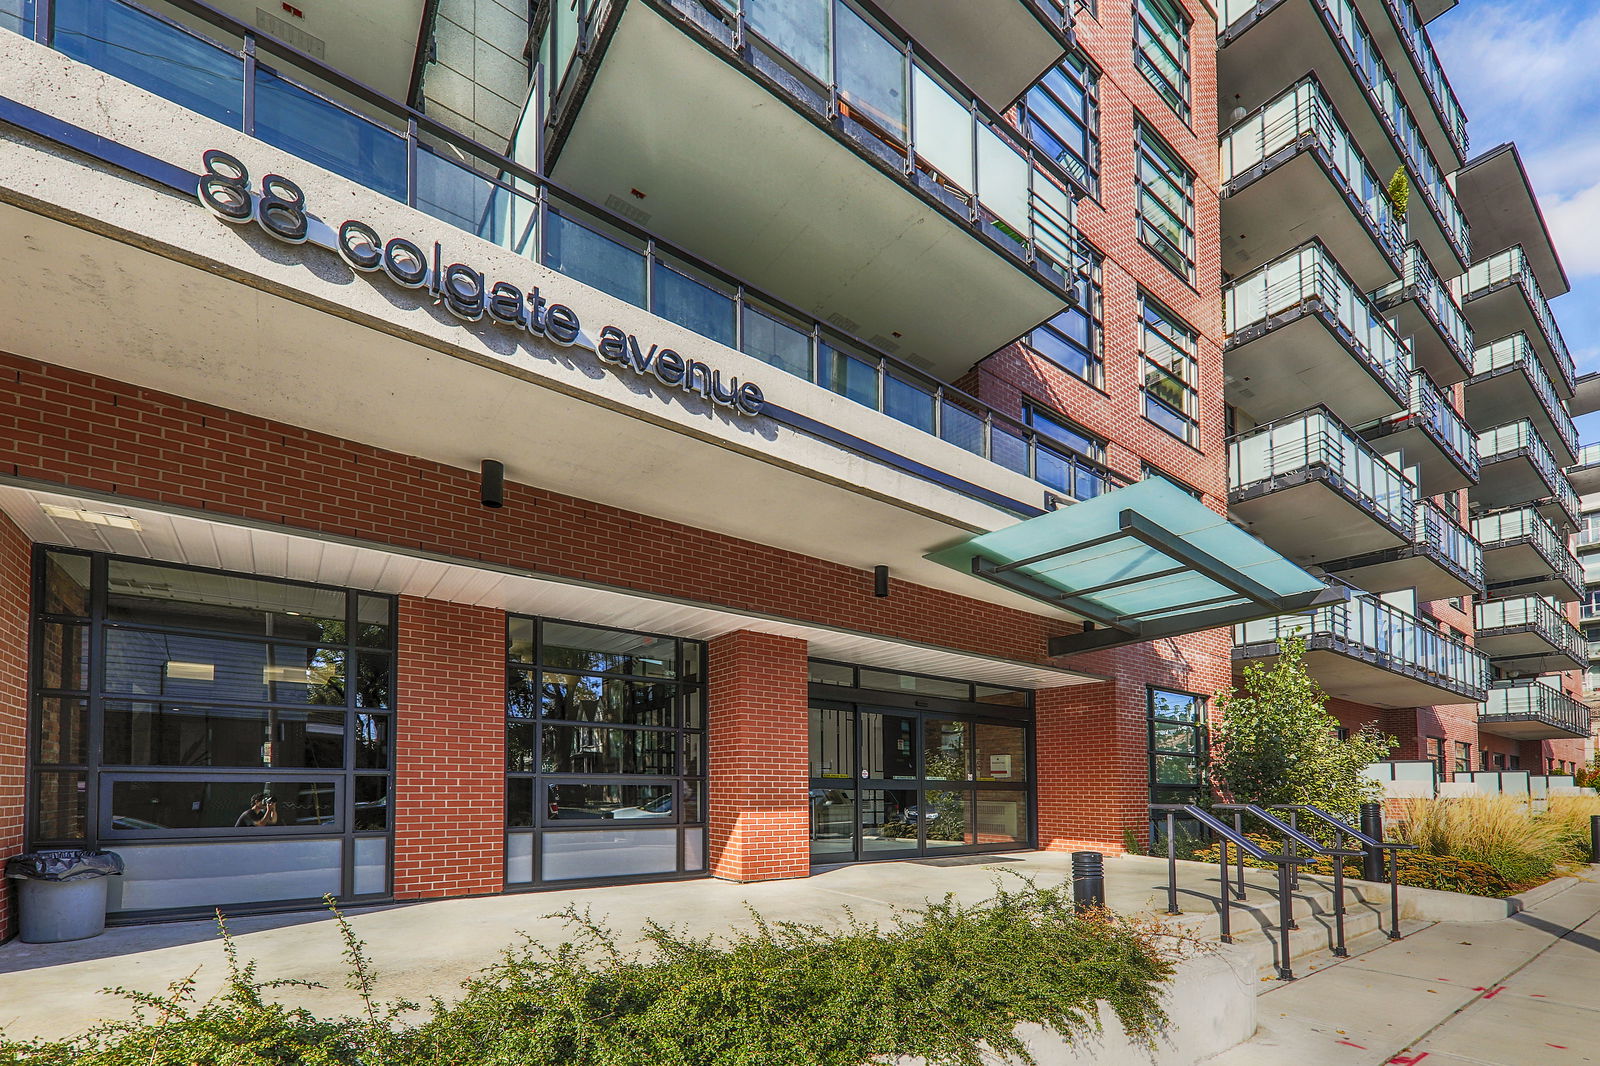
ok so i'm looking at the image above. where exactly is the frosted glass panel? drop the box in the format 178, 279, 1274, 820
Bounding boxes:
353, 836, 387, 896
541, 828, 678, 881
976, 124, 1029, 230
912, 67, 972, 192
683, 828, 706, 872
107, 839, 341, 912
507, 833, 534, 885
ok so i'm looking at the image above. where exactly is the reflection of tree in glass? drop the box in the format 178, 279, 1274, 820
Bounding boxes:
876, 753, 969, 841
299, 621, 389, 708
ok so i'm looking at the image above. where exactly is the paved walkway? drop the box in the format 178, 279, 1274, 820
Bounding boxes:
1206, 872, 1600, 1065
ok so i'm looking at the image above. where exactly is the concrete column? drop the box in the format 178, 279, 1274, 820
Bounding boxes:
706, 630, 809, 882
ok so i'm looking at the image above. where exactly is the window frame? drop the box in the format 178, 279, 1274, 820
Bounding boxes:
1138, 293, 1201, 445
1021, 51, 1100, 197
1134, 0, 1192, 121
1134, 121, 1196, 282
1148, 686, 1208, 805
1021, 400, 1113, 501
1024, 244, 1104, 386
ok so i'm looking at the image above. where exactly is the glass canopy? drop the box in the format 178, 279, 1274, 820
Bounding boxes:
926, 479, 1344, 654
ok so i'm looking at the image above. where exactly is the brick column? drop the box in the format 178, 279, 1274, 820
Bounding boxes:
706, 631, 809, 882
393, 597, 506, 899
0, 513, 27, 941
1034, 679, 1148, 854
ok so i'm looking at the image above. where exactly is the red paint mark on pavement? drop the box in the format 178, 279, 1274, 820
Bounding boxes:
1481, 986, 1506, 1000
1389, 1054, 1430, 1065
1547, 1045, 1568, 1050
1335, 1040, 1368, 1049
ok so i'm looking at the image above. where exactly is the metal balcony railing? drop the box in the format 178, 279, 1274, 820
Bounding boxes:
1476, 596, 1585, 662
1471, 334, 1579, 460
15, 0, 1115, 512
1223, 239, 1412, 396
1219, 76, 1404, 260
1416, 498, 1483, 589
1382, 0, 1468, 159
1456, 246, 1576, 393
1480, 679, 1590, 738
1478, 421, 1579, 523
1372, 243, 1473, 372
1235, 592, 1488, 699
1473, 507, 1583, 592
1229, 407, 1416, 534
1405, 369, 1477, 479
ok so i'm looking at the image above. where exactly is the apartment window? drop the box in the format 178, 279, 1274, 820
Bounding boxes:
1022, 53, 1100, 195
1023, 402, 1110, 501
1425, 737, 1445, 778
1335, 726, 1350, 742
1454, 742, 1471, 775
1140, 295, 1199, 445
1134, 124, 1196, 281
1493, 753, 1507, 770
1149, 688, 1207, 805
1025, 247, 1103, 384
1510, 755, 1521, 770
1134, 0, 1191, 120
1142, 463, 1201, 499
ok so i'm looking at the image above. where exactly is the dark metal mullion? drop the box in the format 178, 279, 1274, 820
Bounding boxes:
85, 552, 108, 849
339, 586, 357, 899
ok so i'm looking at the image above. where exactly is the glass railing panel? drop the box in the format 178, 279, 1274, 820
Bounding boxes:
746, 0, 829, 81
255, 69, 407, 202
1476, 597, 1582, 656
1387, 0, 1467, 157
823, 344, 880, 408
1374, 246, 1473, 363
912, 66, 975, 191
1457, 247, 1574, 389
989, 423, 1030, 477
52, 0, 244, 131
1472, 507, 1574, 589
652, 258, 737, 350
741, 302, 814, 381
1481, 681, 1588, 734
1478, 420, 1564, 499
938, 401, 986, 457
1577, 443, 1600, 469
1, 0, 33, 35
1229, 409, 1415, 529
1409, 371, 1475, 472
543, 208, 647, 308
883, 370, 935, 434
1418, 500, 1481, 582
415, 149, 536, 257
1471, 335, 1578, 457
835, 3, 906, 141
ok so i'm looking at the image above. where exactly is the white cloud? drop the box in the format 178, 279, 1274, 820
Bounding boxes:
1545, 180, 1600, 279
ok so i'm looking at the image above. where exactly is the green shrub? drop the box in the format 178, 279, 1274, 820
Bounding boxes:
0, 884, 1175, 1066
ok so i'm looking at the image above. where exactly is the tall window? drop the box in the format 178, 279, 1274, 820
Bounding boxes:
1149, 688, 1207, 805
1022, 401, 1110, 501
1026, 246, 1103, 384
1140, 295, 1200, 444
31, 550, 395, 916
1135, 123, 1196, 281
1425, 736, 1446, 778
506, 618, 707, 886
1135, 0, 1191, 120
1022, 53, 1099, 195
1453, 741, 1471, 775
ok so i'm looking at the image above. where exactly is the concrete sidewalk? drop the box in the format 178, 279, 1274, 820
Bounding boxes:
1205, 870, 1600, 1065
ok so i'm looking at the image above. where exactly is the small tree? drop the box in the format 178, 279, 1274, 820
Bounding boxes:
1211, 635, 1395, 820
1387, 166, 1410, 217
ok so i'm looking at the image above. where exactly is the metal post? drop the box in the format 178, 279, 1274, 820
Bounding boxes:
1217, 838, 1232, 943
1590, 815, 1600, 863
1387, 848, 1403, 940
1276, 861, 1295, 980
1286, 810, 1300, 891
1071, 851, 1105, 914
1360, 802, 1385, 881
1331, 861, 1348, 958
1233, 811, 1246, 899
1165, 812, 1179, 916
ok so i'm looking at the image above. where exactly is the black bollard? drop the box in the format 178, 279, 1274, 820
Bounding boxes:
1360, 802, 1385, 882
1072, 851, 1106, 913
1591, 815, 1600, 864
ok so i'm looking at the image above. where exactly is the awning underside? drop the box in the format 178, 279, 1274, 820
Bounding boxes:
926, 480, 1344, 655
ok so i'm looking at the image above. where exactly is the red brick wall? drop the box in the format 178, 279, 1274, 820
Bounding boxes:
0, 511, 28, 941
706, 631, 809, 882
393, 597, 506, 899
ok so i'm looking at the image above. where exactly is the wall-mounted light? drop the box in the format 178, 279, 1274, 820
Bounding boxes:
480, 459, 505, 509
873, 565, 890, 598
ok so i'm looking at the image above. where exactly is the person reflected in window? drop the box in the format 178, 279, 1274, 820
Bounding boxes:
235, 792, 280, 827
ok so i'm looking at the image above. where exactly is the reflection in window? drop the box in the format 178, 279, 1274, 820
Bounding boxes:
1023, 53, 1099, 195
922, 790, 974, 847
1135, 0, 1191, 121
1140, 295, 1199, 445
1135, 125, 1196, 282
1148, 688, 1206, 806
108, 779, 339, 832
1027, 248, 1103, 384
923, 719, 970, 780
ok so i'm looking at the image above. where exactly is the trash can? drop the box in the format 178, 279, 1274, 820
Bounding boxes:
5, 850, 124, 943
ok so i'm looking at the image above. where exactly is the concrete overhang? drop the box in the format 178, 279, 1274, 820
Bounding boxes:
1457, 144, 1570, 299
1234, 641, 1482, 709
1568, 458, 1600, 497
1360, 404, 1478, 496
1373, 273, 1471, 387
1570, 372, 1600, 417
1465, 358, 1578, 467
1224, 307, 1408, 429
1474, 448, 1569, 529
1321, 543, 1480, 602
1480, 533, 1582, 603
1414, 0, 1457, 22
1229, 476, 1410, 567
874, 0, 1070, 112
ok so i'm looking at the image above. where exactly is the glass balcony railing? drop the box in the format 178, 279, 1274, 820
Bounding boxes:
1478, 420, 1579, 522
1371, 244, 1473, 371
1473, 507, 1583, 592
1471, 335, 1579, 460
1480, 680, 1589, 738
1405, 369, 1477, 479
1383, 0, 1468, 159
1456, 246, 1575, 393
1220, 76, 1405, 259
1576, 443, 1600, 471
1223, 239, 1412, 396
1236, 593, 1488, 699
1476, 596, 1584, 662
1229, 406, 1416, 532
1416, 498, 1484, 589
22, 0, 1115, 513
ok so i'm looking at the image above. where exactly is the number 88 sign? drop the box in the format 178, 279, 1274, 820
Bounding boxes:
197, 148, 309, 244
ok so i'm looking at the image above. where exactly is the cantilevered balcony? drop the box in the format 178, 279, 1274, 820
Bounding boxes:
1235, 594, 1488, 707
873, 0, 1072, 110
1475, 421, 1579, 532
1359, 369, 1477, 494
1229, 407, 1416, 566
1475, 596, 1585, 676
1353, 0, 1468, 167
1478, 679, 1591, 742
1217, 0, 1471, 274
1465, 335, 1579, 466
1570, 443, 1600, 496
1474, 507, 1583, 602
1322, 499, 1484, 601
1219, 77, 1404, 290
540, 0, 1082, 381
1456, 247, 1576, 399
1371, 244, 1473, 386
1222, 240, 1410, 426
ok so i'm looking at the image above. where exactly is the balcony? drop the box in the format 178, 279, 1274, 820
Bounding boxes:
1571, 443, 1600, 497
1371, 244, 1473, 386
1455, 247, 1576, 399
1353, 0, 1468, 167
539, 0, 1082, 382
1219, 77, 1404, 290
1222, 240, 1410, 427
1217, 0, 1471, 274
1322, 499, 1484, 601
1474, 507, 1583, 602
1235, 594, 1489, 707
1475, 421, 1579, 532
1229, 407, 1416, 566
1465, 335, 1579, 466
1475, 596, 1585, 676
1359, 369, 1477, 494
1478, 679, 1590, 741
872, 0, 1072, 111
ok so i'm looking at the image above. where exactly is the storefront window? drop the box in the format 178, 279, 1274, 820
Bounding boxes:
29, 549, 395, 916
505, 618, 707, 886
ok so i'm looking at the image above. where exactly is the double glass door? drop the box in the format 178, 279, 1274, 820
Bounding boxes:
808, 703, 1030, 865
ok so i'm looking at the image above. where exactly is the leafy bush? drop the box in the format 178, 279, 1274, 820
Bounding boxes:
1396, 796, 1586, 890
0, 884, 1176, 1066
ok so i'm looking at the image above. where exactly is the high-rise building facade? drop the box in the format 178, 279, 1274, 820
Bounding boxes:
0, 0, 1586, 936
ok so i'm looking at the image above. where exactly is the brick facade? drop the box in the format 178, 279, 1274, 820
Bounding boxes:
393, 597, 507, 899
705, 631, 810, 882
0, 512, 28, 941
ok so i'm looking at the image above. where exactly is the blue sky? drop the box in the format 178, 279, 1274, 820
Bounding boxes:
1432, 0, 1600, 443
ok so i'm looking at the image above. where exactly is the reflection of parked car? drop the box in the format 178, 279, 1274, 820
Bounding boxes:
112, 815, 166, 831
611, 793, 674, 819
546, 801, 610, 821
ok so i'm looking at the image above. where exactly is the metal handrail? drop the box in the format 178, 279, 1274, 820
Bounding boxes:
1269, 804, 1418, 943
1151, 804, 1309, 979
